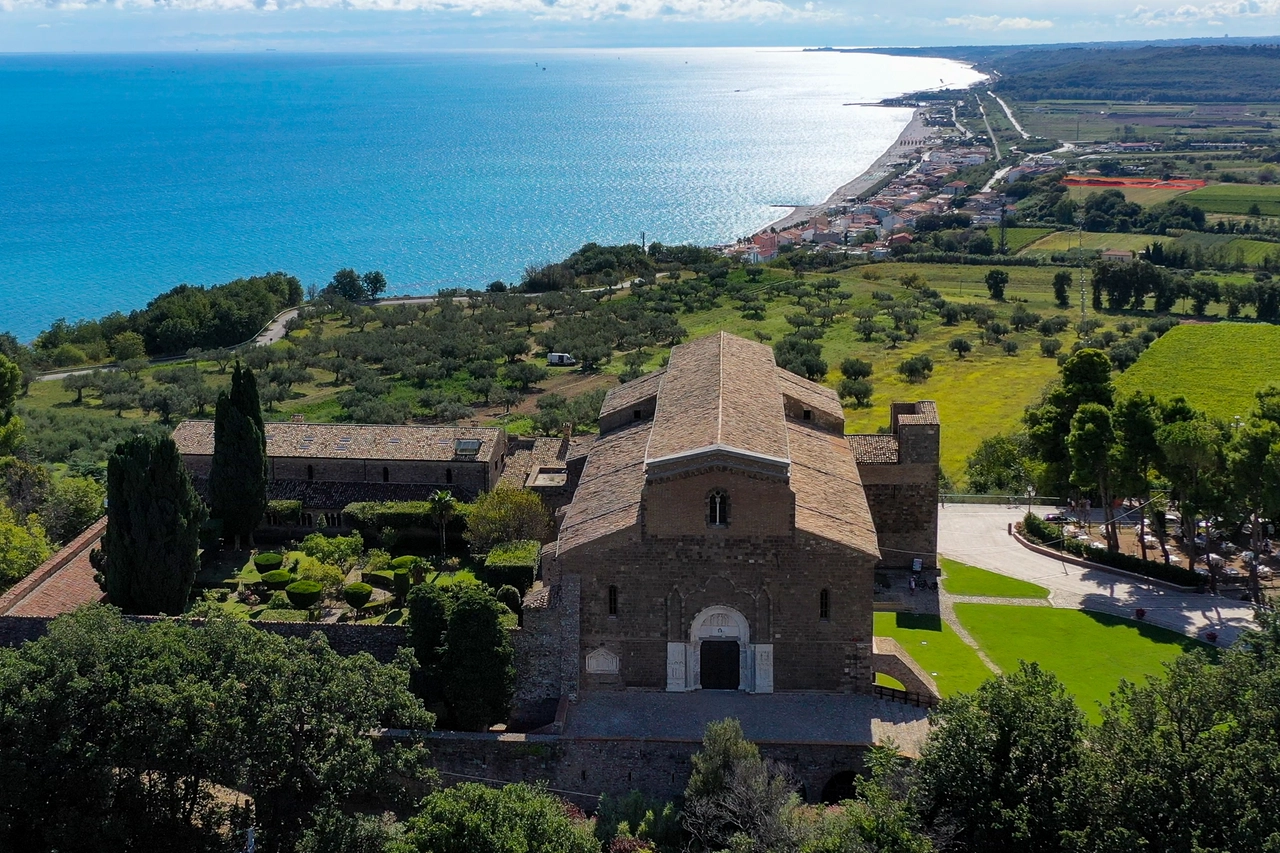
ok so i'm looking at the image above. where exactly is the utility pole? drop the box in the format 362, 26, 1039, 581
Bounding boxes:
1078, 228, 1088, 330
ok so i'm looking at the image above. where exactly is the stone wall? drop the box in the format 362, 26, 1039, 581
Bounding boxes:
555, 527, 876, 694
871, 636, 940, 698
418, 731, 870, 806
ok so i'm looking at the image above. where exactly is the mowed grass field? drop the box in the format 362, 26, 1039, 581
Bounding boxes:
1182, 184, 1280, 216
940, 558, 1049, 599
1115, 322, 1280, 421
873, 611, 993, 697
954, 604, 1209, 722
1001, 227, 1055, 253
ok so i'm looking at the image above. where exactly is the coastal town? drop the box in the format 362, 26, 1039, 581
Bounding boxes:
728, 105, 1065, 263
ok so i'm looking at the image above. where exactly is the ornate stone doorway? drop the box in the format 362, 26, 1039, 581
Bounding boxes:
666, 605, 773, 693
700, 640, 740, 690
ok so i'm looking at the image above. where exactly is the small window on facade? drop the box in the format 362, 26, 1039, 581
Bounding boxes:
445, 468, 453, 484
306, 464, 314, 481
634, 409, 643, 420
819, 588, 831, 621
608, 585, 618, 616
803, 409, 813, 421
382, 466, 390, 483
708, 490, 729, 527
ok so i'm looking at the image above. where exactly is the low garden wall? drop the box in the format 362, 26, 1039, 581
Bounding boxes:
1015, 516, 1200, 592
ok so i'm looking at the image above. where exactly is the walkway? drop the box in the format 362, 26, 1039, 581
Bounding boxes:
988, 91, 1029, 140
938, 505, 1257, 645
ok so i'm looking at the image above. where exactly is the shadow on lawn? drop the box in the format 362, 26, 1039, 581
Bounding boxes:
1076, 604, 1218, 657
893, 612, 943, 632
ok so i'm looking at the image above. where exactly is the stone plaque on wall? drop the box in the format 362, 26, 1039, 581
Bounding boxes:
666, 642, 688, 691
752, 644, 774, 694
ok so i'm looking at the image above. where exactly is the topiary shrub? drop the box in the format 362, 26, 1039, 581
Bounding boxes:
253, 552, 284, 572
480, 540, 539, 595
393, 569, 411, 604
363, 569, 396, 590
285, 579, 324, 609
343, 582, 374, 609
495, 584, 522, 617
390, 555, 421, 570
261, 569, 294, 590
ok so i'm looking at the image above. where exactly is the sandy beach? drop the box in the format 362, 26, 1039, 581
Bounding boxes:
763, 108, 936, 232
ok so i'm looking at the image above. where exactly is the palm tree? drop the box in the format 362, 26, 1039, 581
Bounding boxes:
427, 489, 458, 559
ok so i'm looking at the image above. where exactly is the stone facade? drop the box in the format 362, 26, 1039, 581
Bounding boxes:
173, 421, 507, 530
850, 402, 941, 570
539, 333, 899, 704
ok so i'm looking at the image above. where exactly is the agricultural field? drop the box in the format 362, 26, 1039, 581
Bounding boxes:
1065, 185, 1192, 206
1019, 231, 1164, 256
1182, 184, 1280, 216
1115, 322, 1280, 421
1000, 227, 1054, 253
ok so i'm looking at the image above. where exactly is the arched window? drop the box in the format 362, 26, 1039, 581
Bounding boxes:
306, 464, 314, 481
708, 490, 729, 527
819, 588, 831, 621
382, 466, 390, 483
445, 467, 453, 484
608, 585, 618, 617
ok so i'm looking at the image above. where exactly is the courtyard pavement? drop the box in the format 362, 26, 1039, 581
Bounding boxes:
564, 690, 931, 756
938, 504, 1258, 646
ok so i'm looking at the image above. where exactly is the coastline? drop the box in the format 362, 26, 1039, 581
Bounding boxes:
763, 107, 935, 232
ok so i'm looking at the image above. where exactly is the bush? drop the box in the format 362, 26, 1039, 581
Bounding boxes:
391, 555, 422, 571
481, 540, 540, 595
343, 582, 374, 609
495, 584, 522, 617
363, 569, 395, 589
344, 501, 438, 532
253, 552, 284, 572
285, 579, 324, 609
267, 499, 302, 523
393, 569, 411, 602
260, 569, 294, 590
1021, 513, 1200, 587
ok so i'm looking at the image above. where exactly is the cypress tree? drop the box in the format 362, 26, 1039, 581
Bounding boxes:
102, 433, 207, 614
209, 363, 267, 548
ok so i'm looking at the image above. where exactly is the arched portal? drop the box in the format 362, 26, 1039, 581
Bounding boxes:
821, 771, 862, 804
667, 605, 773, 694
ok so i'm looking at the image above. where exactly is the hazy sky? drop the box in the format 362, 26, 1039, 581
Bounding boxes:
1, 0, 1277, 51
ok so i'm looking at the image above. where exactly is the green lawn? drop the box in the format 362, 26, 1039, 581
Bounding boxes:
1020, 231, 1165, 256
873, 611, 994, 697
939, 557, 1049, 599
954, 604, 1209, 721
1182, 183, 1280, 216
1115, 322, 1280, 421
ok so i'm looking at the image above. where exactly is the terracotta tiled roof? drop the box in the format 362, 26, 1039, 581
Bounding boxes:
645, 332, 788, 463
849, 434, 900, 464
557, 422, 650, 555
789, 422, 879, 557
0, 517, 107, 617
500, 437, 566, 489
895, 400, 939, 426
774, 368, 844, 422
599, 369, 665, 421
173, 420, 502, 462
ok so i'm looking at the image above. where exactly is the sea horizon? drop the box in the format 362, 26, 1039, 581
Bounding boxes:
0, 48, 984, 342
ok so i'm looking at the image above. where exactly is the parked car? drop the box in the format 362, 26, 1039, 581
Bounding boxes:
1044, 513, 1069, 523
547, 352, 577, 366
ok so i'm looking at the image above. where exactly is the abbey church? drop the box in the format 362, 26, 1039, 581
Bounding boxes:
528, 331, 940, 701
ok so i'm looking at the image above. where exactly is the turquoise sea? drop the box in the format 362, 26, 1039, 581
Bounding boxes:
0, 49, 982, 341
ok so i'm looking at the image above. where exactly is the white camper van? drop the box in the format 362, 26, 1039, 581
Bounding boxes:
547, 352, 577, 366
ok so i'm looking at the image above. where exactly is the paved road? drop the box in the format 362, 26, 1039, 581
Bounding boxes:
938, 504, 1257, 645
988, 91, 1029, 140
978, 100, 1001, 159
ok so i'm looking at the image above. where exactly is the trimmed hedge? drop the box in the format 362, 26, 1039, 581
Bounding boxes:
495, 584, 522, 616
253, 552, 284, 571
1021, 513, 1201, 587
344, 582, 374, 608
393, 569, 411, 601
260, 569, 294, 590
363, 569, 395, 590
481, 540, 539, 595
285, 579, 324, 609
391, 555, 423, 571
267, 499, 303, 523
344, 501, 451, 532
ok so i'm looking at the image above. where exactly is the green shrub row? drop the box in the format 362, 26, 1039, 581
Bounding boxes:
344, 501, 442, 531
1021, 513, 1201, 587
266, 500, 302, 522
481, 540, 539, 595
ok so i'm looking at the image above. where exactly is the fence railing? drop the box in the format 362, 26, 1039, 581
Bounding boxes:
873, 684, 940, 708
941, 494, 1062, 506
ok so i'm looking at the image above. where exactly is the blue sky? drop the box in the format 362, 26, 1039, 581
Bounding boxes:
2, 0, 1278, 51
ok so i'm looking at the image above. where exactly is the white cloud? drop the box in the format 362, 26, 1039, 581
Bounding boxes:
0, 0, 812, 18
1128, 0, 1280, 23
944, 13, 1053, 30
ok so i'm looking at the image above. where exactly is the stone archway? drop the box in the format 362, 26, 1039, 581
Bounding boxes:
664, 605, 774, 693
